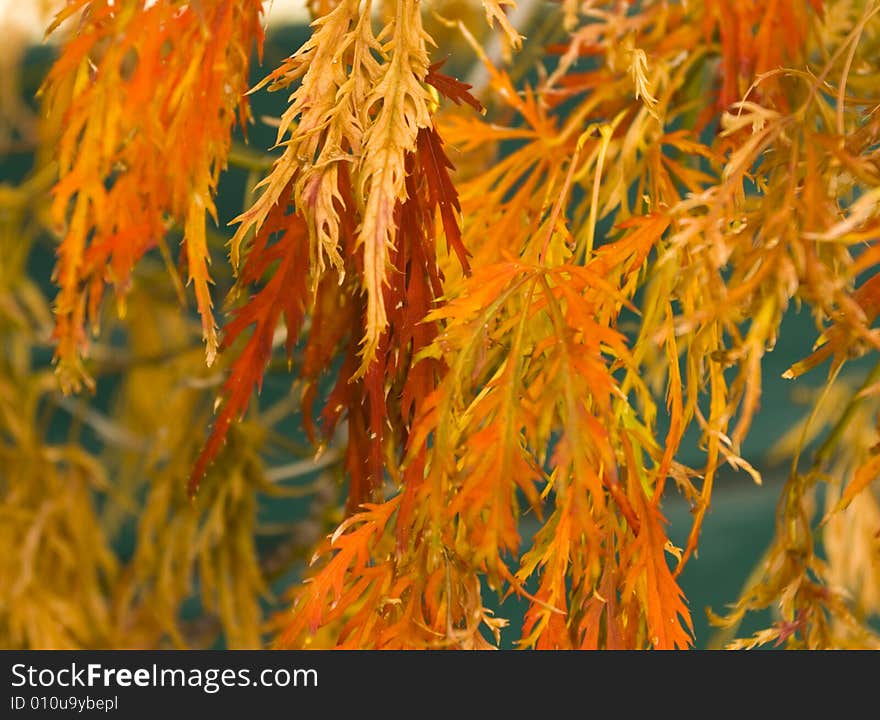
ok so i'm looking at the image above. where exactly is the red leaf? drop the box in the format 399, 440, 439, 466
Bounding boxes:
425, 62, 483, 112
417, 126, 471, 274
190, 197, 309, 496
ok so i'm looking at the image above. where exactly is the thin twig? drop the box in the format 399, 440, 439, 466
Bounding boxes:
227, 142, 277, 173
54, 394, 150, 452
265, 447, 342, 483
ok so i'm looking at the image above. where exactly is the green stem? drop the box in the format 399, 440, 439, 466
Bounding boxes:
227, 142, 276, 173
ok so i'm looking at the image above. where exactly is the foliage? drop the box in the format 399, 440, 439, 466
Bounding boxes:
4, 0, 880, 649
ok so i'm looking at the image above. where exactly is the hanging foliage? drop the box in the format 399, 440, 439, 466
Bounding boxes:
4, 0, 880, 650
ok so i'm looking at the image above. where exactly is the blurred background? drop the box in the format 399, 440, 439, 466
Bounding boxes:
0, 0, 856, 649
